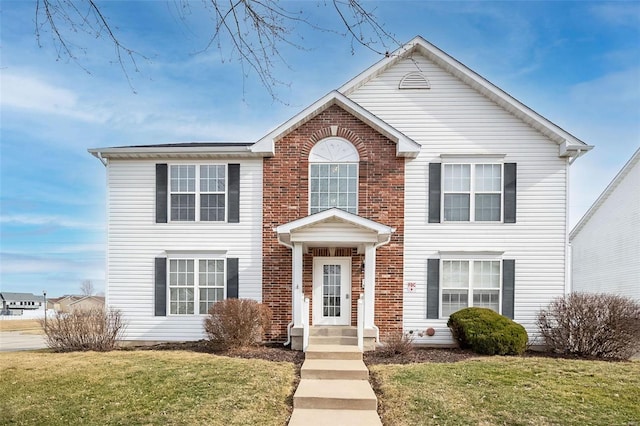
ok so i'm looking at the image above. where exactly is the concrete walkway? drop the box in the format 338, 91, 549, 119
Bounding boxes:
0, 331, 47, 352
289, 333, 382, 426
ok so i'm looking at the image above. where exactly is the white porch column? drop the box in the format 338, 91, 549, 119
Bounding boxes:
363, 243, 376, 329
292, 242, 304, 327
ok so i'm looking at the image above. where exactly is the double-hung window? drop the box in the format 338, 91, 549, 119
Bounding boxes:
443, 163, 502, 222
441, 259, 501, 317
170, 165, 226, 222
168, 257, 225, 315
309, 138, 359, 214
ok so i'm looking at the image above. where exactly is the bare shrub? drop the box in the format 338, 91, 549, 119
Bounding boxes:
40, 307, 126, 352
377, 331, 414, 357
203, 299, 271, 350
538, 293, 640, 360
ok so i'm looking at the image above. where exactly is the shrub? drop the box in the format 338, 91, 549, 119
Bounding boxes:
203, 299, 271, 350
40, 307, 126, 352
378, 331, 414, 357
538, 292, 640, 360
447, 307, 528, 355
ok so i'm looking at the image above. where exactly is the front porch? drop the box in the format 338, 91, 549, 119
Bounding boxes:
274, 208, 395, 352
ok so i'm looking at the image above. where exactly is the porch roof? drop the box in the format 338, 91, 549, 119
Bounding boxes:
275, 208, 394, 251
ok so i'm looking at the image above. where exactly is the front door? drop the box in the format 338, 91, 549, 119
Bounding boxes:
312, 257, 351, 325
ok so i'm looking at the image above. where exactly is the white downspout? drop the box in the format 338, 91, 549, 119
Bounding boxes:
277, 233, 295, 347
368, 236, 393, 345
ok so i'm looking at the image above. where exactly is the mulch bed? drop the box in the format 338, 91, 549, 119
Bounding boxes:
123, 340, 481, 364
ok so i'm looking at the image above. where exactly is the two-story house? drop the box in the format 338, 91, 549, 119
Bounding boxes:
89, 36, 592, 350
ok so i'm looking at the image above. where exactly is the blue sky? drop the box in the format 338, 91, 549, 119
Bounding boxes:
1, 1, 639, 297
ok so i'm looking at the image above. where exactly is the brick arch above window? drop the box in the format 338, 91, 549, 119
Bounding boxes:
303, 127, 368, 161
309, 137, 359, 163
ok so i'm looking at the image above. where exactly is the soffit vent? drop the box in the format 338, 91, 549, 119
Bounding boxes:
399, 72, 431, 90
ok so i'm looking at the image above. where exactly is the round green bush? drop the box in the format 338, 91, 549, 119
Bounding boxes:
447, 307, 528, 355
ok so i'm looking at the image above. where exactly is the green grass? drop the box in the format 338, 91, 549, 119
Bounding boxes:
371, 356, 640, 426
0, 350, 296, 425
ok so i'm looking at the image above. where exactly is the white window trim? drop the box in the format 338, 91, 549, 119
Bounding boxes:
167, 253, 227, 316
439, 256, 503, 318
441, 162, 504, 223
168, 163, 229, 223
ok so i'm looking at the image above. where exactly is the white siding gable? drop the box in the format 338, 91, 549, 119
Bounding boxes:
347, 54, 570, 345
571, 150, 640, 300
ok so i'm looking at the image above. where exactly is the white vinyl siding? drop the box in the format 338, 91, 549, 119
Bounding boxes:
347, 54, 570, 345
105, 158, 263, 341
571, 152, 640, 300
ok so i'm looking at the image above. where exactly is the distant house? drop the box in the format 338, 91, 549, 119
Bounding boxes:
69, 296, 105, 312
48, 295, 105, 313
0, 292, 45, 316
570, 148, 640, 300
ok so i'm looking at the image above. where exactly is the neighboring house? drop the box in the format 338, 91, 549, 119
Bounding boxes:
89, 36, 592, 349
48, 295, 82, 313
0, 292, 44, 315
69, 296, 106, 312
48, 295, 105, 313
570, 148, 640, 300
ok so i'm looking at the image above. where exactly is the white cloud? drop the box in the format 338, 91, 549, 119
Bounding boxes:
590, 3, 640, 28
0, 73, 110, 123
0, 214, 101, 231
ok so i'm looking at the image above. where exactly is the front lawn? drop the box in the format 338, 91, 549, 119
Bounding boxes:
0, 350, 296, 425
371, 356, 640, 426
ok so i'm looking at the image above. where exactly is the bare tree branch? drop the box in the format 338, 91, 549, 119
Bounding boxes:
34, 0, 399, 100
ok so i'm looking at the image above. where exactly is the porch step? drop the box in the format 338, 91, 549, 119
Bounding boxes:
301, 359, 369, 380
293, 379, 377, 410
288, 408, 382, 426
309, 335, 358, 346
310, 326, 357, 337
305, 344, 363, 360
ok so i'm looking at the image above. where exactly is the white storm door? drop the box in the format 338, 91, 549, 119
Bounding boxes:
312, 257, 351, 326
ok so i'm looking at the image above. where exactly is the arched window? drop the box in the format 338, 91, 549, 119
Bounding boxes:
309, 137, 359, 214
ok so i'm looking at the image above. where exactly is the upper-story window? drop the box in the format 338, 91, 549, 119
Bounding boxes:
309, 138, 359, 214
170, 165, 226, 222
443, 163, 502, 222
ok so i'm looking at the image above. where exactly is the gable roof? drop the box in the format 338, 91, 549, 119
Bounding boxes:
570, 148, 640, 239
250, 91, 421, 157
339, 36, 593, 159
0, 292, 44, 303
275, 208, 395, 248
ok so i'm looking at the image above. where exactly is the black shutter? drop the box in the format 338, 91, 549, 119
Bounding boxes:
226, 258, 239, 299
228, 164, 240, 223
156, 164, 168, 223
504, 163, 517, 223
428, 163, 441, 223
426, 259, 440, 319
502, 259, 515, 319
154, 257, 167, 316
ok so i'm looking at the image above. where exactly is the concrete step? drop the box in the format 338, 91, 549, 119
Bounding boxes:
288, 408, 382, 426
309, 335, 358, 346
305, 344, 363, 360
301, 359, 369, 380
293, 379, 377, 410
310, 326, 357, 337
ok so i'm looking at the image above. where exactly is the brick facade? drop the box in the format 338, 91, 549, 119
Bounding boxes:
262, 104, 405, 342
